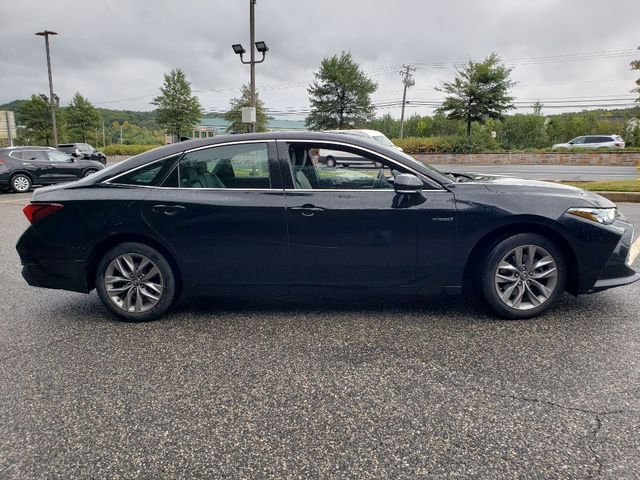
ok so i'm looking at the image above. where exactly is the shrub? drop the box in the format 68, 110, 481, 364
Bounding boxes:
392, 136, 500, 154
102, 144, 162, 156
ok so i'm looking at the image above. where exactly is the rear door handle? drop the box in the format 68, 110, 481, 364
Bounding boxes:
290, 204, 325, 217
152, 204, 186, 216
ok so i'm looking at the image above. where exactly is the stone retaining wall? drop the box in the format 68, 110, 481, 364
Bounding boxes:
413, 152, 640, 166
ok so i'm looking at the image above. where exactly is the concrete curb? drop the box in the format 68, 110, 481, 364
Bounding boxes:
594, 191, 640, 203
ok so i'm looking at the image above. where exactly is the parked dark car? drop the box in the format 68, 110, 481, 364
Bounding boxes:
58, 143, 107, 165
16, 132, 638, 321
0, 146, 105, 192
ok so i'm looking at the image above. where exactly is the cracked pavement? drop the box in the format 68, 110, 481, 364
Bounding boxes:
0, 193, 639, 479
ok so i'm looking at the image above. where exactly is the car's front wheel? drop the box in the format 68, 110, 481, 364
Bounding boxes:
10, 174, 32, 193
83, 169, 98, 177
325, 156, 336, 168
480, 233, 566, 319
95, 242, 175, 321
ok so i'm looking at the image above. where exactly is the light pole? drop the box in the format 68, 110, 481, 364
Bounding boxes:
232, 0, 269, 133
35, 30, 59, 147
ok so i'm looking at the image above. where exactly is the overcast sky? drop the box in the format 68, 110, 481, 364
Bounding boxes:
1, 0, 638, 119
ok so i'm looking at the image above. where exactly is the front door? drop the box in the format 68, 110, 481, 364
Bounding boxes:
46, 149, 82, 181
278, 141, 457, 288
141, 141, 290, 288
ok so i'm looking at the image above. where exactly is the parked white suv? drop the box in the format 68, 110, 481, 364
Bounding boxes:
552, 135, 625, 150
319, 129, 402, 167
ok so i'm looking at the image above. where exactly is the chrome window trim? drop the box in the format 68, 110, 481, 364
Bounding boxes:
280, 138, 446, 191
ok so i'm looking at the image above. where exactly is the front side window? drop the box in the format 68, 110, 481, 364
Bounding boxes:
571, 137, 586, 145
47, 150, 74, 162
286, 143, 415, 190
178, 143, 270, 189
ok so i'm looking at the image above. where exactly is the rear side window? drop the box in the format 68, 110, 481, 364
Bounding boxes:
21, 151, 48, 161
178, 143, 271, 189
112, 155, 179, 187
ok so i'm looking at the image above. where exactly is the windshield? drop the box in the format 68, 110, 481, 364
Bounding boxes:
82, 144, 96, 152
371, 135, 396, 148
49, 150, 74, 162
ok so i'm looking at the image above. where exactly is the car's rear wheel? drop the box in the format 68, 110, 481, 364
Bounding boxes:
95, 242, 175, 321
10, 174, 31, 193
480, 233, 566, 319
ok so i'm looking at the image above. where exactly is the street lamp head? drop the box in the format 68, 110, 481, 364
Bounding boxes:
39, 94, 48, 102
255, 41, 269, 53
232, 44, 246, 55
35, 30, 58, 36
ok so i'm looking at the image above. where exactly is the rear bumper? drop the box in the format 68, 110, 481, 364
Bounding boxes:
17, 226, 90, 294
589, 222, 639, 293
21, 261, 90, 293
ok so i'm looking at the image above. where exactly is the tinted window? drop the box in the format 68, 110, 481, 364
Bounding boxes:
287, 143, 414, 190
114, 156, 179, 186
21, 151, 48, 161
47, 150, 74, 162
596, 136, 613, 143
178, 143, 270, 189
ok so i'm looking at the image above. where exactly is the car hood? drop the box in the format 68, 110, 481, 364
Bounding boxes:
454, 173, 615, 208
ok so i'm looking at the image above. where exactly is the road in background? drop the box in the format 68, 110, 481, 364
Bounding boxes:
1, 196, 639, 478
433, 164, 638, 181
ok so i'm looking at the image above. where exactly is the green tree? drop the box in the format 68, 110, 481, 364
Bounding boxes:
19, 94, 59, 145
65, 92, 100, 142
306, 51, 377, 130
151, 68, 202, 142
632, 47, 640, 102
224, 84, 268, 133
437, 53, 515, 137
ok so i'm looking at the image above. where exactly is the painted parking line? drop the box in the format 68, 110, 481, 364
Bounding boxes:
630, 237, 640, 265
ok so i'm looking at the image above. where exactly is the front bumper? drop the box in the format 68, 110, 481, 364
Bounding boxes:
589, 221, 639, 293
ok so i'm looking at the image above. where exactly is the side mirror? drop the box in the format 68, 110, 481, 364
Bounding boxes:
394, 173, 423, 194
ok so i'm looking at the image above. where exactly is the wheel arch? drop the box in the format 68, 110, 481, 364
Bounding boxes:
463, 221, 579, 295
86, 232, 185, 298
9, 170, 34, 182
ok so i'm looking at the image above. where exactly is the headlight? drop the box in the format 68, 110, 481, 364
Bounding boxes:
567, 207, 618, 225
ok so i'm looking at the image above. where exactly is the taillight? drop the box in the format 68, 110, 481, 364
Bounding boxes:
23, 203, 64, 224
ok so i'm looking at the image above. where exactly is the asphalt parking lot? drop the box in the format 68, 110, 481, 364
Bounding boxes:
1, 192, 639, 479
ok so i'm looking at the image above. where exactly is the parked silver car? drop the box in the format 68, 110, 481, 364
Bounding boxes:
552, 135, 625, 150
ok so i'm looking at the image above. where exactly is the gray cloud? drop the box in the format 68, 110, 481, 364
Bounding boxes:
1, 0, 638, 118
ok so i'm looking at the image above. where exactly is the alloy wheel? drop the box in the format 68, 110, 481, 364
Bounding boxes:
104, 253, 164, 313
12, 176, 30, 192
494, 245, 558, 311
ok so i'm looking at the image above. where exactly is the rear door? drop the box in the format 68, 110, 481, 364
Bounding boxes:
139, 141, 290, 289
278, 140, 457, 289
17, 150, 54, 183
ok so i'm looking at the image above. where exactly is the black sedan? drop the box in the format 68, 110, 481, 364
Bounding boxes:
16, 132, 638, 321
0, 146, 105, 192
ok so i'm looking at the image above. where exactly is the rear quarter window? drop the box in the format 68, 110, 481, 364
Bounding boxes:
111, 155, 180, 187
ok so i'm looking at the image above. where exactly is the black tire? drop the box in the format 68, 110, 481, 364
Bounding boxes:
100, 157, 107, 165
326, 156, 336, 168
479, 233, 566, 319
10, 173, 32, 193
83, 169, 98, 178
95, 242, 176, 322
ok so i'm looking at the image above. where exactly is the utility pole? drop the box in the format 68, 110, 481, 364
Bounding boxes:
399, 64, 415, 139
102, 120, 106, 147
35, 30, 59, 147
120, 125, 123, 144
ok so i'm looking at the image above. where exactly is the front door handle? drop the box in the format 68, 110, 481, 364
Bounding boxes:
290, 204, 325, 217
152, 204, 186, 216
